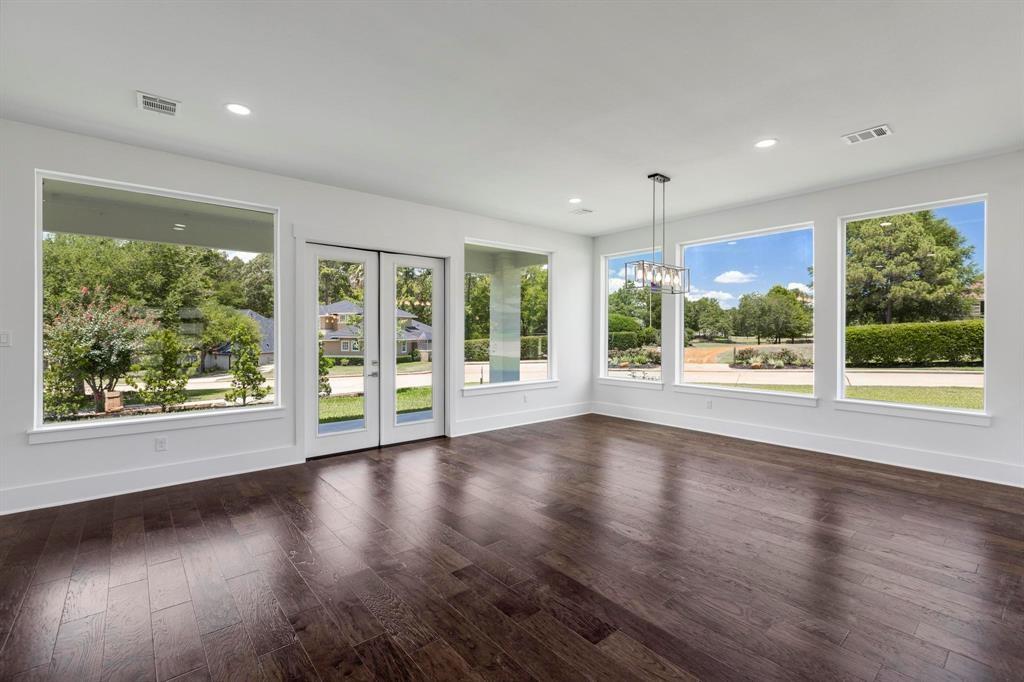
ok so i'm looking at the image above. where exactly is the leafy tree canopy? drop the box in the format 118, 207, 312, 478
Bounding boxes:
846, 211, 978, 325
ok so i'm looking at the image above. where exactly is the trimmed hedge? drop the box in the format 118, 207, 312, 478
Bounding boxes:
521, 335, 547, 360
845, 320, 983, 366
464, 335, 548, 361
608, 331, 640, 351
608, 313, 642, 333
464, 339, 489, 361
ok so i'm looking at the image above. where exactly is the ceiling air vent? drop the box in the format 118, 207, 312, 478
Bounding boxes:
842, 124, 892, 145
569, 207, 593, 215
136, 91, 180, 116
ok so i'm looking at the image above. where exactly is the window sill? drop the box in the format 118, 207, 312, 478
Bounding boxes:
596, 377, 664, 391
27, 405, 286, 444
461, 379, 558, 397
673, 383, 818, 407
833, 399, 991, 427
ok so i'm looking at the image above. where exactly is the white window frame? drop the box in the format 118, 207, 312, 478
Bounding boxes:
341, 340, 351, 352
675, 223, 817, 405
352, 340, 360, 352
399, 340, 408, 354
29, 170, 283, 444
597, 248, 666, 388
836, 195, 989, 425
461, 238, 556, 396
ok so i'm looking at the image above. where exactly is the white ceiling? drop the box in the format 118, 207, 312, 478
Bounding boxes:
2, 1, 1022, 235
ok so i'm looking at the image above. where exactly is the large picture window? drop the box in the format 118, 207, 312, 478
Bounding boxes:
604, 250, 662, 382
680, 227, 813, 395
464, 242, 550, 386
39, 176, 277, 425
842, 199, 984, 411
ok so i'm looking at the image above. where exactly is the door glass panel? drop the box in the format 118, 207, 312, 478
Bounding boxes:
317, 258, 366, 434
394, 265, 433, 424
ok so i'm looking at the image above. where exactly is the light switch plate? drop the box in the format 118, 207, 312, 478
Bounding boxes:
0, 331, 11, 347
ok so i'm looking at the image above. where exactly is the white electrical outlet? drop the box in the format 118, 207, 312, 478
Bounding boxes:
705, 399, 713, 409
0, 331, 11, 347
154, 436, 168, 452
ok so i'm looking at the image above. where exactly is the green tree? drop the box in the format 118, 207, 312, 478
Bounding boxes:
43, 287, 154, 413
240, 253, 275, 318
224, 323, 269, 405
396, 266, 433, 325
131, 329, 196, 411
520, 265, 548, 336
762, 285, 812, 343
846, 211, 978, 325
608, 313, 642, 333
197, 304, 253, 372
464, 273, 491, 340
608, 281, 661, 331
43, 361, 88, 421
734, 293, 769, 344
319, 260, 364, 306
685, 297, 731, 340
318, 335, 332, 398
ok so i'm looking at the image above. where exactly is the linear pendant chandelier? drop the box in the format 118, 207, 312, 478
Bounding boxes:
625, 173, 689, 295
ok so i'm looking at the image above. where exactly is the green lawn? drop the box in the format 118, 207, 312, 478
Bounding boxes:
704, 383, 983, 410
318, 386, 433, 424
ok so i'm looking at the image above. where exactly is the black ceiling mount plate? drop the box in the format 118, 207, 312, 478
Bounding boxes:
647, 173, 671, 183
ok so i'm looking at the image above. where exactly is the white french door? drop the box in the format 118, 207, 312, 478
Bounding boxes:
306, 244, 445, 457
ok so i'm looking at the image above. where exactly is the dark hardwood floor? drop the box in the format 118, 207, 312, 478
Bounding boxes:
0, 414, 1021, 681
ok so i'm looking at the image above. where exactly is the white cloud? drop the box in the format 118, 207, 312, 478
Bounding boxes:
608, 277, 625, 293
224, 250, 260, 263
787, 282, 813, 295
685, 288, 736, 304
713, 270, 756, 284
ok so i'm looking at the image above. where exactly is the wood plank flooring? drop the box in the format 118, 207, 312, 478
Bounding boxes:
0, 414, 1021, 681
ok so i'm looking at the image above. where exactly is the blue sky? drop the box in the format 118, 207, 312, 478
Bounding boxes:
607, 201, 984, 310
933, 201, 985, 270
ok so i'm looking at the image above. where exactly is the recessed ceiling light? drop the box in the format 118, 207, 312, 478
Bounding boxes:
172, 224, 186, 231
225, 103, 251, 116
568, 197, 582, 204
754, 138, 778, 149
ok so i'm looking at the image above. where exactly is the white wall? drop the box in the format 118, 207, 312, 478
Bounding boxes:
593, 151, 1024, 487
0, 120, 593, 513
1, 121, 1019, 515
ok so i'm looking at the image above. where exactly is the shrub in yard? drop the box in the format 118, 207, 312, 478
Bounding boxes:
640, 326, 660, 345
521, 335, 548, 360
845, 319, 983, 366
608, 331, 640, 351
224, 326, 269, 405
464, 338, 489, 361
608, 313, 642, 333
396, 354, 415, 363
130, 329, 196, 411
732, 347, 812, 368
684, 327, 695, 347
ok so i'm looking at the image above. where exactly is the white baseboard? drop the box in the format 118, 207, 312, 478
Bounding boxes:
6, 400, 1018, 515
453, 402, 591, 437
590, 401, 1024, 489
0, 445, 302, 515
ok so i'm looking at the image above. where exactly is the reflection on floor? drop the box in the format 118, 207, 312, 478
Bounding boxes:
5, 416, 1018, 680
396, 409, 432, 424
319, 418, 365, 434
319, 409, 433, 435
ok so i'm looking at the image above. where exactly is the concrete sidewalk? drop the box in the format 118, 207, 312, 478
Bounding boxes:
605, 364, 982, 387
